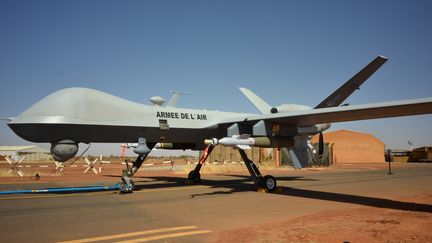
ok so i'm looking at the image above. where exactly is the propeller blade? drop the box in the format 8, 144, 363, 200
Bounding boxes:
281, 147, 303, 169
318, 132, 324, 157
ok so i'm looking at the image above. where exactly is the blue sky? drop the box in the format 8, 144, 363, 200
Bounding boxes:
1, 0, 431, 156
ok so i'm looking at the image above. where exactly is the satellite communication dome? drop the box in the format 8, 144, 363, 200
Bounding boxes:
150, 96, 165, 106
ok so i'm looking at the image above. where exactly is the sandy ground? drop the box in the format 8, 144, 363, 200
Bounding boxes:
0, 159, 408, 183
210, 163, 432, 243
211, 193, 432, 243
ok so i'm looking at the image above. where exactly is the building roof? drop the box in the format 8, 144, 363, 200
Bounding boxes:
413, 146, 432, 152
388, 149, 410, 153
0, 146, 36, 151
0, 146, 50, 153
311, 129, 385, 145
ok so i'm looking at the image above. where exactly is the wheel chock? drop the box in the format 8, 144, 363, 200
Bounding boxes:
256, 186, 283, 193
185, 179, 194, 185
257, 187, 268, 193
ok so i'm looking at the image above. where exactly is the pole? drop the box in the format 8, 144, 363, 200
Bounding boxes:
387, 149, 393, 175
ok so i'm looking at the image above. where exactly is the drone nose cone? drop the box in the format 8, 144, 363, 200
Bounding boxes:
7, 87, 152, 143
10, 87, 150, 125
1, 117, 15, 122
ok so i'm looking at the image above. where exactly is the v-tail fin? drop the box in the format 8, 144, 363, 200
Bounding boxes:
239, 87, 273, 114
315, 55, 388, 109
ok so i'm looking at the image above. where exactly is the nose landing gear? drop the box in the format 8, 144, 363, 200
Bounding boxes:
120, 138, 152, 193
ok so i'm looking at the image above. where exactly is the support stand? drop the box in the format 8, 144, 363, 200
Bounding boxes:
51, 161, 65, 175
188, 144, 215, 182
84, 157, 99, 174
5, 156, 25, 177
99, 155, 111, 173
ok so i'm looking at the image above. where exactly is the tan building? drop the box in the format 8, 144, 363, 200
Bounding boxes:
0, 146, 52, 161
311, 130, 385, 163
387, 149, 411, 163
200, 129, 386, 166
411, 146, 432, 162
204, 145, 264, 163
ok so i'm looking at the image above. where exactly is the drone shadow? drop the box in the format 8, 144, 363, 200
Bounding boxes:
128, 174, 432, 213
277, 187, 432, 213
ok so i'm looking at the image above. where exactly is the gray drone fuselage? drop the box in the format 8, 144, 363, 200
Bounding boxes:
8, 88, 255, 150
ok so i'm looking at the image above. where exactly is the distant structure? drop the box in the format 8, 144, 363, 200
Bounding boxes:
202, 129, 387, 166
411, 146, 432, 162
311, 130, 385, 163
386, 149, 411, 163
202, 146, 264, 164
0, 146, 52, 161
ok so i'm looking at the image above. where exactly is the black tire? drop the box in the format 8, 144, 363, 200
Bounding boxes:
188, 170, 194, 180
262, 175, 277, 192
188, 170, 201, 183
119, 179, 135, 194
130, 180, 135, 191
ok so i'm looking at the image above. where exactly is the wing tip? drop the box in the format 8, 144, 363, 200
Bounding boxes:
0, 117, 14, 122
378, 55, 388, 61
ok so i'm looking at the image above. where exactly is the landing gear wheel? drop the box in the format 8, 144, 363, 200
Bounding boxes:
262, 175, 277, 192
120, 178, 135, 194
188, 170, 201, 183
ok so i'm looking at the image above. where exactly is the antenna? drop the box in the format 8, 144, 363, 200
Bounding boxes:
166, 91, 192, 107
408, 140, 413, 151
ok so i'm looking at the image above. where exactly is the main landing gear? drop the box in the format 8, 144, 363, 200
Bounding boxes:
120, 138, 276, 193
238, 149, 277, 192
187, 144, 277, 192
120, 138, 152, 193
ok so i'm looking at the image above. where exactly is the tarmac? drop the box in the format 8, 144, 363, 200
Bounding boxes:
0, 162, 431, 242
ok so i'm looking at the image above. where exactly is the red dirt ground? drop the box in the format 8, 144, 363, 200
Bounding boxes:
212, 194, 432, 243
